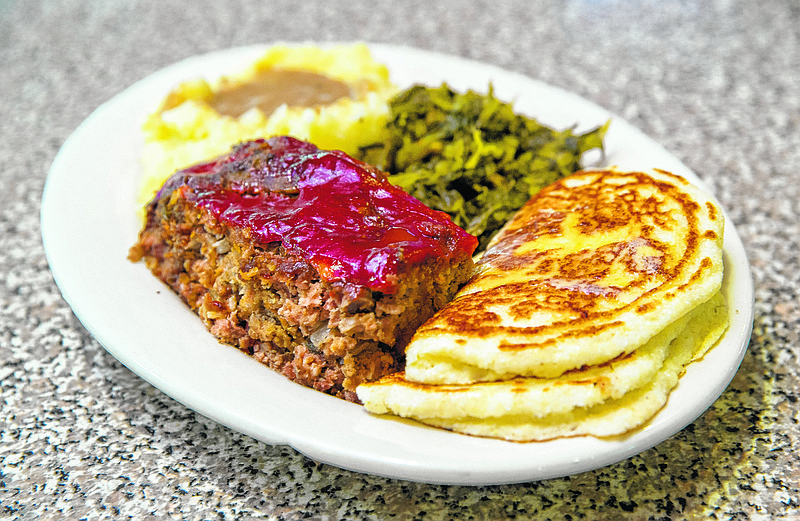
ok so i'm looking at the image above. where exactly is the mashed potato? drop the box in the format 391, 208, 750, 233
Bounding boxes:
139, 43, 397, 207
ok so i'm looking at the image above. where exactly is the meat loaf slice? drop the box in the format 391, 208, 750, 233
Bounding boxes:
129, 136, 477, 402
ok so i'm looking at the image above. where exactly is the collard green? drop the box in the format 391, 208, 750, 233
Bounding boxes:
360, 84, 609, 250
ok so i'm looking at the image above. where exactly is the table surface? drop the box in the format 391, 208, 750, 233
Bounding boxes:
2, 0, 798, 518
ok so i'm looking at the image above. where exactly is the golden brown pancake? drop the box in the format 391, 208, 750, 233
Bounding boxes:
357, 291, 728, 440
415, 292, 728, 441
402, 168, 726, 384
358, 306, 687, 419
357, 169, 728, 440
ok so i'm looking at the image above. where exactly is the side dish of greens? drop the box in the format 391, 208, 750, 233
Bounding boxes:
360, 84, 609, 249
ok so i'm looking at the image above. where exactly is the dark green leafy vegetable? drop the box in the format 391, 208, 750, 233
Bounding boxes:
359, 84, 610, 250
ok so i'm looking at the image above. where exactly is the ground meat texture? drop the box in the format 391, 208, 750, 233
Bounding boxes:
129, 138, 476, 402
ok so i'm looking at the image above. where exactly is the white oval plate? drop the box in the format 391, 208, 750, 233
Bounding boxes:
41, 43, 754, 485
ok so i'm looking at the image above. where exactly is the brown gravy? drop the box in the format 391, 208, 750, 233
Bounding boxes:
209, 69, 352, 117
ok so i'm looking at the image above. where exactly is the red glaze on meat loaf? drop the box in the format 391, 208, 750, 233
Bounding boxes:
157, 136, 477, 293
131, 136, 477, 401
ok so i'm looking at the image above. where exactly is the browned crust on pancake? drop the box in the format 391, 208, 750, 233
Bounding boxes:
411, 169, 723, 353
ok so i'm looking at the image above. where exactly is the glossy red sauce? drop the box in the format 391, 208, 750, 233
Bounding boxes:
157, 137, 478, 293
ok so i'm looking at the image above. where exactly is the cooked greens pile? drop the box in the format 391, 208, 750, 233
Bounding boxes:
360, 84, 609, 250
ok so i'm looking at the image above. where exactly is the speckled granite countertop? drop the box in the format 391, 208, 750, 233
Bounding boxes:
2, 0, 798, 518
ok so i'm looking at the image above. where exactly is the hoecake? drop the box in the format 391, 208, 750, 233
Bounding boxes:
403, 168, 725, 384
358, 168, 728, 440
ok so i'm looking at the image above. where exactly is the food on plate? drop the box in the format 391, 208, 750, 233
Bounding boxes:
404, 168, 725, 383
357, 168, 728, 440
416, 292, 728, 440
138, 43, 397, 209
129, 136, 478, 402
358, 84, 609, 250
359, 291, 727, 440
